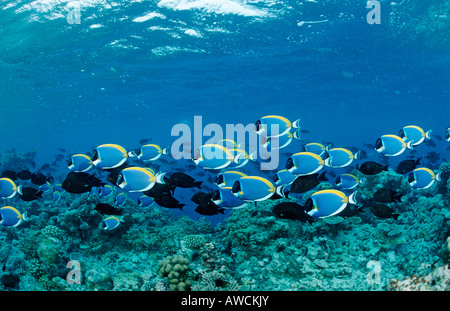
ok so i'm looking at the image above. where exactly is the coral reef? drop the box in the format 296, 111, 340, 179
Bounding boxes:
191, 270, 241, 291
85, 267, 114, 291
1, 151, 450, 291
388, 264, 450, 291
440, 236, 450, 264
182, 234, 206, 250
0, 148, 37, 172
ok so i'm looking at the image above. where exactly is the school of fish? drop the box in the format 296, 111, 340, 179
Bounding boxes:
0, 116, 448, 230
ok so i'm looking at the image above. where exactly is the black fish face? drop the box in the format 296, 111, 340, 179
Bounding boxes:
116, 173, 125, 187
335, 176, 341, 186
193, 149, 201, 160
131, 148, 141, 157
254, 120, 261, 132
231, 180, 241, 193
66, 157, 73, 168
214, 174, 224, 185
408, 172, 415, 183
398, 129, 405, 139
91, 149, 99, 161
212, 190, 221, 201
285, 158, 294, 170
374, 138, 383, 151
304, 198, 314, 212
272, 174, 279, 183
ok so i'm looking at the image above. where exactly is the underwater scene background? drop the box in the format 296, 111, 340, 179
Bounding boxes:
0, 0, 450, 291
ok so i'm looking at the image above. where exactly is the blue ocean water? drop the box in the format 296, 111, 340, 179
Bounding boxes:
0, 0, 450, 291
1, 0, 448, 155
2, 0, 449, 222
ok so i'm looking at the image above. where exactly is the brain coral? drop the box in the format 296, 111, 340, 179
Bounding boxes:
157, 255, 191, 291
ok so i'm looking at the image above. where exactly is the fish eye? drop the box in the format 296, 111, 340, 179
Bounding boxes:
231, 181, 241, 193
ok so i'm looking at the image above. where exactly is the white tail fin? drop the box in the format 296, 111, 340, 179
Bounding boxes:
406, 141, 414, 149
127, 151, 137, 158
291, 118, 301, 129
233, 153, 245, 164
22, 211, 28, 222
425, 130, 432, 140
359, 177, 366, 185
292, 129, 301, 140
436, 172, 441, 181
17, 185, 23, 196
155, 172, 166, 184
162, 147, 169, 155
348, 191, 358, 205
354, 150, 361, 159
275, 185, 289, 198
248, 151, 257, 161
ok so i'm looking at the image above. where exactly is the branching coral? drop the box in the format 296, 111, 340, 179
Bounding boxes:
191, 270, 240, 291
42, 225, 67, 240
183, 234, 206, 250
197, 242, 230, 270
